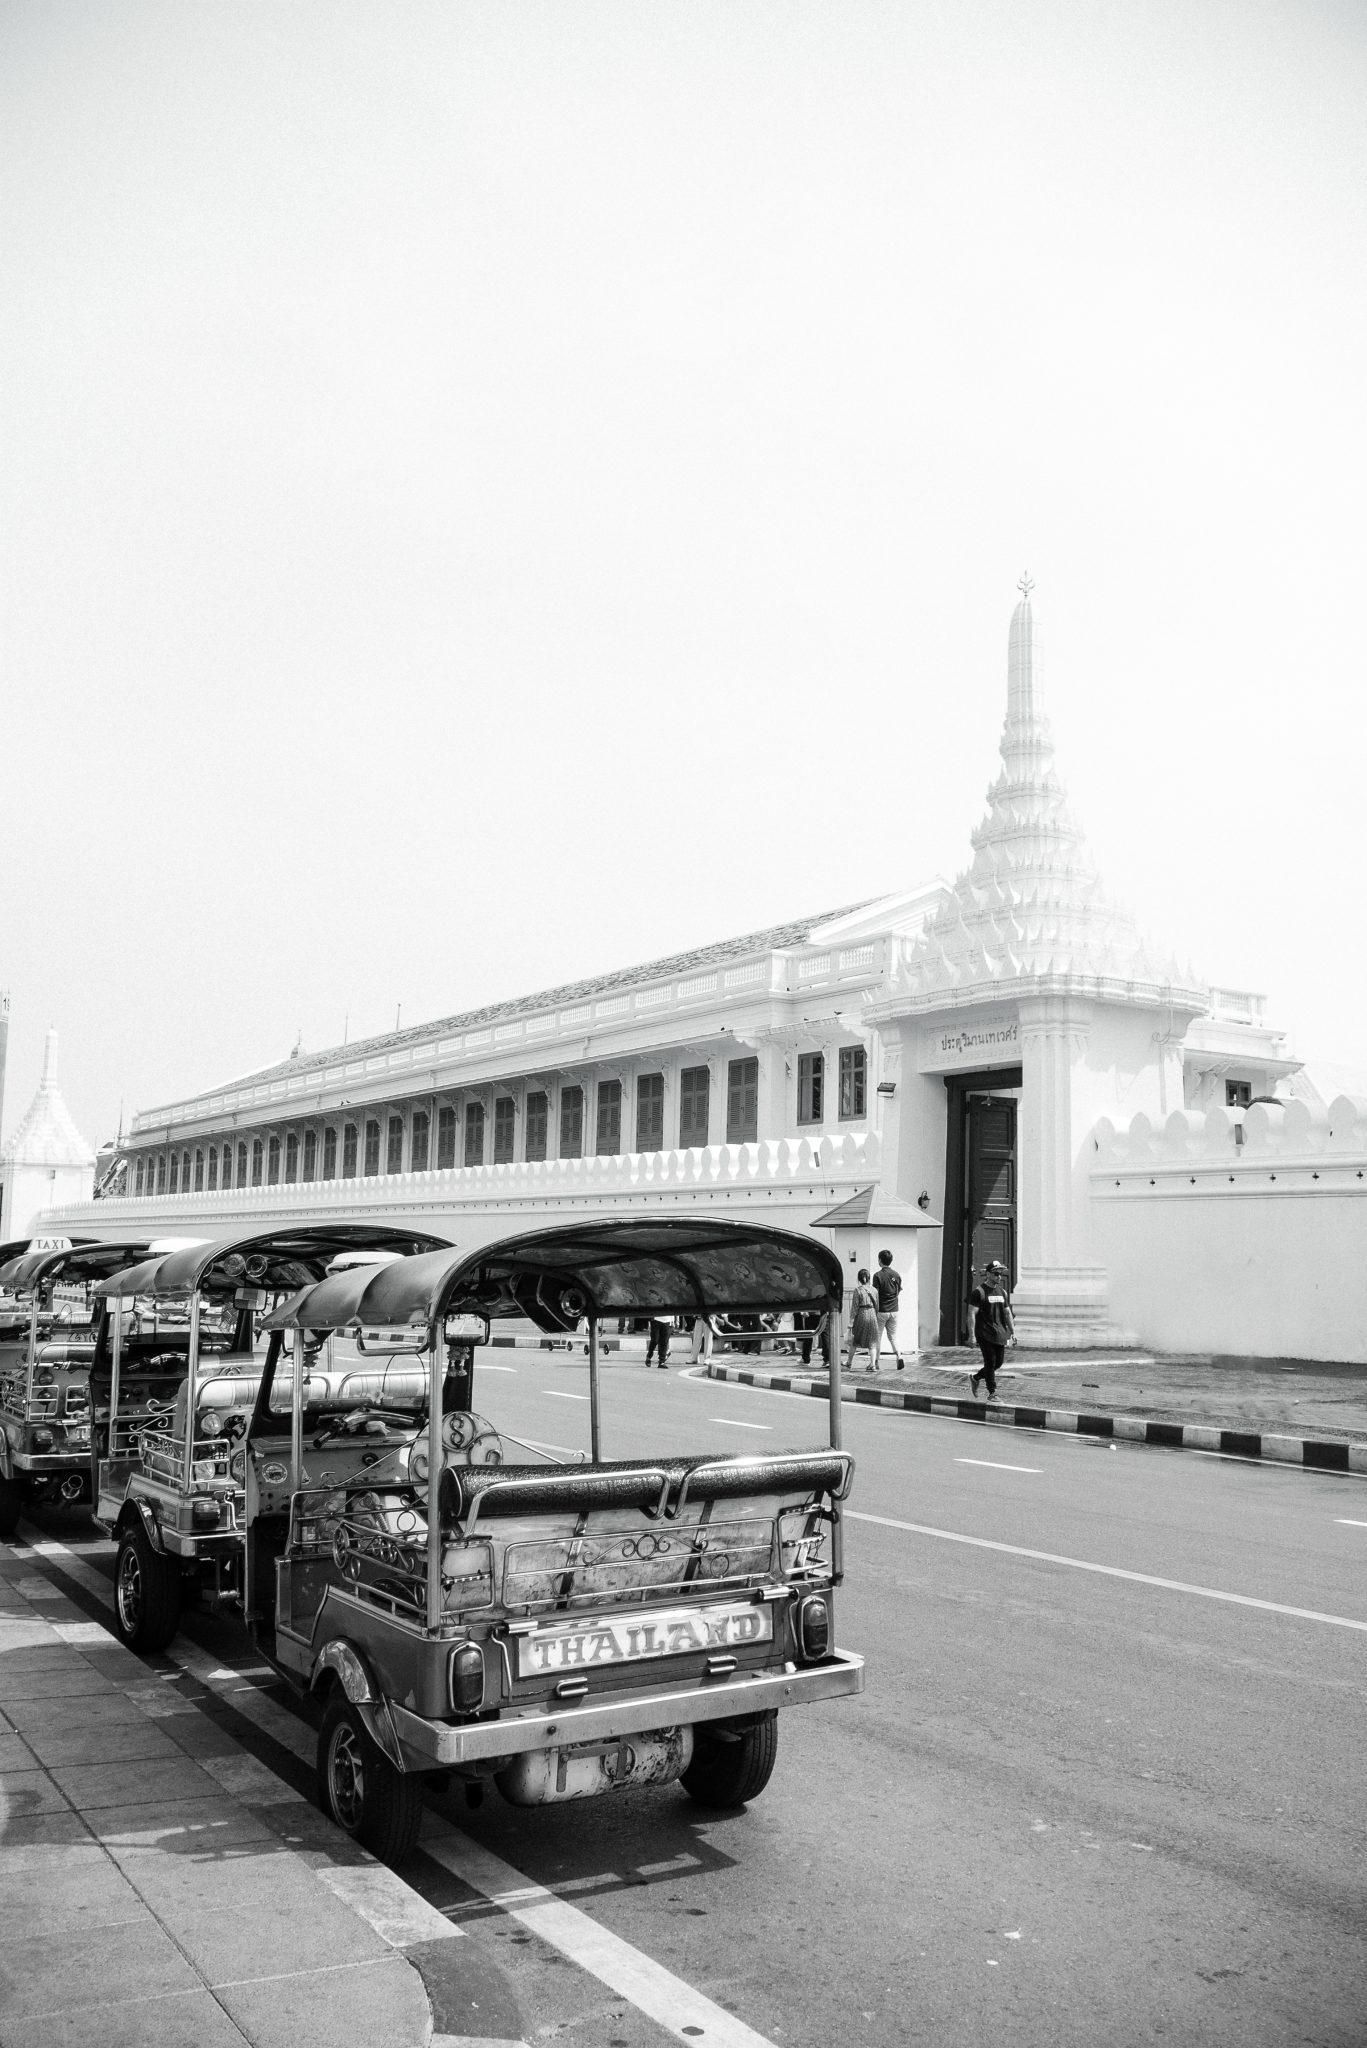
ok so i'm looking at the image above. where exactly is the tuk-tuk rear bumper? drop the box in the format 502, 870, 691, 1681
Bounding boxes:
388, 1649, 865, 1769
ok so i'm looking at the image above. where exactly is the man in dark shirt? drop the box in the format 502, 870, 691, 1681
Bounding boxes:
968, 1260, 1014, 1399
871, 1249, 905, 1369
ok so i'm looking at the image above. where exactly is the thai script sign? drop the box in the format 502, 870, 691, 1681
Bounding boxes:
919, 1018, 1019, 1073
516, 1600, 772, 1677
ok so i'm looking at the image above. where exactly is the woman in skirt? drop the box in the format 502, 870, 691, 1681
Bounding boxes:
846, 1269, 882, 1372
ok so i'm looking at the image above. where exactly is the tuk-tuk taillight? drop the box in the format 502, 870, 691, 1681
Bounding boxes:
450, 1642, 485, 1713
797, 1594, 831, 1662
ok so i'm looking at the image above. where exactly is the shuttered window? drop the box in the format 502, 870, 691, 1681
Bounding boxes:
560, 1086, 584, 1159
726, 1058, 758, 1144
525, 1092, 548, 1162
679, 1066, 709, 1148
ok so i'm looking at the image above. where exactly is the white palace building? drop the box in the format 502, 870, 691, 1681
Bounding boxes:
38, 589, 1367, 1362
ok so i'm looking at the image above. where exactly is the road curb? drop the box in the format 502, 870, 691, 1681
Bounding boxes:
703, 1362, 1367, 1474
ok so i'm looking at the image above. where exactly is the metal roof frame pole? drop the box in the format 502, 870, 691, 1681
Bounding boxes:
185, 1290, 201, 1491
24, 1294, 39, 1412
107, 1296, 123, 1474
289, 1317, 304, 1496
828, 1302, 844, 1584
426, 1329, 442, 1634
588, 1317, 601, 1464
828, 1305, 843, 1451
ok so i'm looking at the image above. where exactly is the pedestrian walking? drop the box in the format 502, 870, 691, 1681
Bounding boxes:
871, 1248, 905, 1368
645, 1313, 673, 1369
689, 1313, 714, 1362
968, 1260, 1015, 1398
846, 1270, 881, 1372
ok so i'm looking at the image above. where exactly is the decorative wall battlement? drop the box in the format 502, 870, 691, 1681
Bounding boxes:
1093, 1095, 1367, 1173
42, 1128, 883, 1232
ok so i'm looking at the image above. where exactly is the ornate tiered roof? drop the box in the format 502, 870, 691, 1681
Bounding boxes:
1, 1030, 95, 1169
897, 583, 1207, 1012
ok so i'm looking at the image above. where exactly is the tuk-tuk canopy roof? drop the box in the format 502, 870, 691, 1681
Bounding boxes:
0, 1239, 155, 1296
95, 1223, 450, 1303
263, 1219, 843, 1335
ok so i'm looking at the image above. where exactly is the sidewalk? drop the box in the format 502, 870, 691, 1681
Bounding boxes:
0, 1548, 448, 2048
703, 1346, 1367, 1470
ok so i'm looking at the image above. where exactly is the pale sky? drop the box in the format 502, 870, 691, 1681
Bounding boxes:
2, 0, 1365, 1148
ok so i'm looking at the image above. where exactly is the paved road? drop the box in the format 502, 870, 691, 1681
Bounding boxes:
16, 1352, 1367, 2048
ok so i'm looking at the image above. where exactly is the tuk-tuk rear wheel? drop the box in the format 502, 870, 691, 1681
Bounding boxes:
681, 1710, 779, 1808
0, 1472, 21, 1540
114, 1522, 182, 1652
317, 1695, 424, 1868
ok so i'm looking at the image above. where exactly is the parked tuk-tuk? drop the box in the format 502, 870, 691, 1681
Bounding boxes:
92, 1224, 449, 1650
243, 1217, 863, 1865
0, 1238, 166, 1537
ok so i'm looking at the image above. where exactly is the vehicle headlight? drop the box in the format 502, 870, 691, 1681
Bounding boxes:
199, 1412, 223, 1439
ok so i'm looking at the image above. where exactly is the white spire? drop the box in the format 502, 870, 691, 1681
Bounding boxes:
898, 584, 1206, 1010
1, 1028, 95, 1169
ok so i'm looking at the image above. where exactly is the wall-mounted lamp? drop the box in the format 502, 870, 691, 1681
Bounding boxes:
917, 1190, 930, 1211
876, 1081, 896, 1097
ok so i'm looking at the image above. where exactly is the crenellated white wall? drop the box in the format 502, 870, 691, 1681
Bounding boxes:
1090, 1096, 1367, 1362
34, 1130, 885, 1266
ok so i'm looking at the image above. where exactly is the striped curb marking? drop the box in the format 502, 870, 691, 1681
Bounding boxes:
704, 1365, 1367, 1474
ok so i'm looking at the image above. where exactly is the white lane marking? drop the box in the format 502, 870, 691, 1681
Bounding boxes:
1335, 1519, 1367, 1528
517, 1438, 583, 1457
845, 1512, 1367, 1633
479, 1364, 517, 1373
423, 1831, 780, 2048
709, 1418, 772, 1431
955, 1459, 1041, 1474
545, 1390, 588, 1402
26, 1532, 779, 2043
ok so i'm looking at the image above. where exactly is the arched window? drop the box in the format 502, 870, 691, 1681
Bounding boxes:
363, 1120, 381, 1176
285, 1133, 299, 1183
251, 1139, 264, 1186
386, 1115, 404, 1174
411, 1110, 430, 1173
342, 1124, 358, 1178
135, 1158, 145, 1196
303, 1130, 317, 1182
323, 1128, 338, 1179
238, 1141, 248, 1187
194, 1149, 205, 1191
268, 1136, 281, 1184
169, 1153, 179, 1193
156, 1155, 167, 1194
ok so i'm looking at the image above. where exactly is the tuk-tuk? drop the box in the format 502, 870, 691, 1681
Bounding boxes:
0, 1238, 164, 1537
92, 1224, 449, 1651
247, 1218, 863, 1866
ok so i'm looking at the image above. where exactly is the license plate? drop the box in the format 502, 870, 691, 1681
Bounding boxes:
516, 1601, 773, 1678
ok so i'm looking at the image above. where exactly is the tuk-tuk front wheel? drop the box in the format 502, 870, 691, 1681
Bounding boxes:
0, 1472, 22, 1540
681, 1710, 779, 1808
317, 1695, 424, 1867
114, 1522, 182, 1652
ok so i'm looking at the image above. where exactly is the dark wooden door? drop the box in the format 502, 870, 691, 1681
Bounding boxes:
966, 1094, 1017, 1294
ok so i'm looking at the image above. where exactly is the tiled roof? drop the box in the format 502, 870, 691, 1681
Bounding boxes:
205, 900, 877, 1097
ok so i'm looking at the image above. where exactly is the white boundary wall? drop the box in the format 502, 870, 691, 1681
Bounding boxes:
1090, 1097, 1367, 1363
34, 1129, 891, 1315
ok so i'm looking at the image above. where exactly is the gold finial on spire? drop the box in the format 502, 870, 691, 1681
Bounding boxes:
1017, 571, 1035, 600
